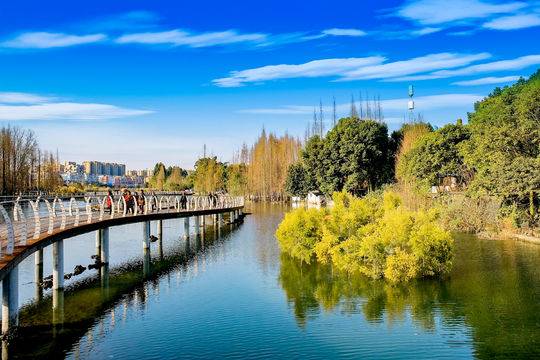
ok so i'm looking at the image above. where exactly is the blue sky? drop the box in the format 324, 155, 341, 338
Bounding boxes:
1, 0, 539, 169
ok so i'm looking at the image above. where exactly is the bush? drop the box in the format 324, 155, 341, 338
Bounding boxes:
275, 207, 325, 264
276, 191, 454, 283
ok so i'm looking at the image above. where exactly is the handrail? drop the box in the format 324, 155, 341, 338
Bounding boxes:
0, 195, 244, 259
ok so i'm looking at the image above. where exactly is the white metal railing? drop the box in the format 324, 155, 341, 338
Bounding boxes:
0, 195, 244, 260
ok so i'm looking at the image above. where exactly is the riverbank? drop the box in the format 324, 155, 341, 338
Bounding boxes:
479, 230, 540, 245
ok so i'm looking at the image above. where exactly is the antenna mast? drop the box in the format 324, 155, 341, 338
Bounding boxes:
408, 85, 415, 122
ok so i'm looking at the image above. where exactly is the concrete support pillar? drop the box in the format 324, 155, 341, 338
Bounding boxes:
52, 287, 64, 325
95, 230, 101, 258
157, 220, 164, 260
35, 249, 44, 300
212, 214, 217, 226
157, 220, 163, 240
2, 267, 18, 335
143, 221, 150, 250
53, 240, 64, 290
218, 213, 223, 226
143, 248, 151, 278
184, 217, 190, 239
100, 228, 109, 265
230, 211, 234, 224
194, 216, 200, 236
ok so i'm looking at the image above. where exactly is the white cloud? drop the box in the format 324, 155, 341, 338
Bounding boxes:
483, 14, 540, 30
452, 75, 521, 86
395, 0, 526, 25
410, 27, 442, 36
2, 32, 106, 49
389, 54, 540, 81
0, 92, 152, 121
431, 54, 540, 77
213, 56, 386, 87
238, 93, 483, 115
340, 52, 490, 81
321, 28, 367, 37
0, 92, 52, 104
215, 52, 490, 86
116, 29, 267, 47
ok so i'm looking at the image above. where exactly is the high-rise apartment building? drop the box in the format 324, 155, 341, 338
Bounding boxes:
83, 161, 126, 176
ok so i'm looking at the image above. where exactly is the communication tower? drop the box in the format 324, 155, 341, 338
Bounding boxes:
408, 85, 415, 121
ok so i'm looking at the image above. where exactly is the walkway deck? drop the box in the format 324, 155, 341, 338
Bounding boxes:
0, 194, 244, 281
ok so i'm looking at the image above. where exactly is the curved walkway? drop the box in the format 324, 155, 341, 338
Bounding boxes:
0, 194, 244, 281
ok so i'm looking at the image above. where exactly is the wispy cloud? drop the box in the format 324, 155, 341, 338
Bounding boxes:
452, 75, 522, 86
321, 28, 367, 37
395, 0, 526, 26
1, 32, 106, 49
483, 14, 540, 30
238, 93, 484, 115
214, 52, 490, 87
116, 26, 370, 48
213, 56, 386, 87
410, 27, 442, 36
116, 29, 268, 48
0, 92, 53, 104
0, 92, 152, 120
393, 54, 540, 81
391, 0, 539, 35
340, 52, 490, 81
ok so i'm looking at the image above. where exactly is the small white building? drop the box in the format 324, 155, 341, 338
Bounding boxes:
306, 191, 325, 207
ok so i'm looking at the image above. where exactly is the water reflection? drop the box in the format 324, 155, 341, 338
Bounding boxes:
4, 221, 241, 359
278, 233, 540, 359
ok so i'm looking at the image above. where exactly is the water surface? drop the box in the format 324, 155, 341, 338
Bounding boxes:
7, 203, 540, 359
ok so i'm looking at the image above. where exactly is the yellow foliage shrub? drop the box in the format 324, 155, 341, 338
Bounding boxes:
275, 190, 454, 283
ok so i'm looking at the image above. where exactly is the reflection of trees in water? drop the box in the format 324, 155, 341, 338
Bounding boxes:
278, 253, 447, 330
279, 235, 540, 360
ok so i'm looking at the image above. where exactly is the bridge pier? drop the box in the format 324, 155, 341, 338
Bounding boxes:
52, 240, 64, 291
2, 267, 18, 335
35, 249, 44, 300
218, 213, 223, 226
143, 248, 150, 278
230, 211, 234, 224
143, 221, 151, 250
194, 216, 200, 236
157, 220, 163, 241
212, 214, 217, 227
157, 220, 164, 259
52, 239, 64, 325
100, 228, 110, 264
184, 217, 190, 239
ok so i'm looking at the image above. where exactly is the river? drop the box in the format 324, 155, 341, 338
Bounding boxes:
6, 203, 540, 359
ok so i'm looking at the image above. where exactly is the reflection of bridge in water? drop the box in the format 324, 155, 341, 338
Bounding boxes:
0, 193, 245, 340
8, 220, 242, 359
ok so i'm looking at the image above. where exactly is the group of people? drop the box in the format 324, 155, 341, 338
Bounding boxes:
104, 189, 150, 214
104, 189, 190, 214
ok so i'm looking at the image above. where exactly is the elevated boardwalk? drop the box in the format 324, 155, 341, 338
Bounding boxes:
0, 193, 245, 335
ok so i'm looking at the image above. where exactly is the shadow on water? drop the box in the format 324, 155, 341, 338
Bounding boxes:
278, 233, 540, 359
4, 220, 243, 359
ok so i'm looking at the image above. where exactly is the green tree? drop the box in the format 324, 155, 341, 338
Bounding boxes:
301, 135, 325, 192
164, 166, 188, 190
320, 118, 390, 195
399, 122, 471, 187
285, 163, 308, 197
226, 163, 248, 195
460, 71, 540, 222
193, 157, 226, 194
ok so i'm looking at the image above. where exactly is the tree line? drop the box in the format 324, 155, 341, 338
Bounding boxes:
0, 125, 62, 195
